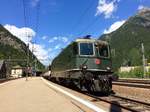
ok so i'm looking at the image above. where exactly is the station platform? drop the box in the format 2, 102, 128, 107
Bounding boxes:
0, 77, 86, 112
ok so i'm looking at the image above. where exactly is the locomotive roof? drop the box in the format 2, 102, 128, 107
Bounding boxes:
75, 39, 108, 45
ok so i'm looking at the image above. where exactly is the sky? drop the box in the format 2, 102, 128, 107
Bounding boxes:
0, 0, 150, 66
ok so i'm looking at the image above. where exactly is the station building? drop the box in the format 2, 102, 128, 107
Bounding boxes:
11, 65, 23, 78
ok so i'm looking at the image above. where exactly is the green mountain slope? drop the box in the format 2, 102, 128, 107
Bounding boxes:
99, 9, 150, 70
0, 24, 45, 70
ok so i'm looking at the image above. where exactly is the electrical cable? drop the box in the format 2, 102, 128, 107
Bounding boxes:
75, 0, 119, 37
71, 0, 95, 33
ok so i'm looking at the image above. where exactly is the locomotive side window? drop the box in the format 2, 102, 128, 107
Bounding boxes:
79, 43, 94, 56
73, 43, 78, 55
99, 45, 109, 57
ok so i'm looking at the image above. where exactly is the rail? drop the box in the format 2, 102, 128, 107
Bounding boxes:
113, 78, 150, 89
86, 93, 150, 112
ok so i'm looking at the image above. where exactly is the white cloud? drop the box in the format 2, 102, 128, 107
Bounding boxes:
47, 50, 61, 64
31, 0, 40, 7
48, 36, 69, 43
95, 0, 120, 18
138, 5, 150, 11
29, 43, 50, 65
42, 36, 47, 40
54, 37, 58, 40
48, 48, 52, 52
4, 24, 35, 44
104, 20, 125, 34
48, 36, 58, 43
62, 37, 68, 43
48, 39, 54, 43
54, 44, 61, 50
30, 43, 48, 59
138, 5, 145, 10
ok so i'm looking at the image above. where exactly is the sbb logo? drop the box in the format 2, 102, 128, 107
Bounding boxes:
95, 59, 101, 65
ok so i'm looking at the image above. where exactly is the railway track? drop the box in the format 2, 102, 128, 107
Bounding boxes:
113, 79, 150, 89
86, 93, 150, 112
44, 77, 150, 112
116, 78, 150, 84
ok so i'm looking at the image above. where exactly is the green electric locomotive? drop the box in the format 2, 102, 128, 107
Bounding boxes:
50, 37, 113, 93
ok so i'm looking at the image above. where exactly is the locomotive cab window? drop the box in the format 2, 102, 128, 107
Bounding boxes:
98, 45, 109, 58
79, 43, 94, 56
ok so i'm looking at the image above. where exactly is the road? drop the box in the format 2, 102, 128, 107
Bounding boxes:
0, 77, 84, 112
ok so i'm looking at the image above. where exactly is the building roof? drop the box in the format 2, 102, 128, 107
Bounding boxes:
12, 65, 22, 69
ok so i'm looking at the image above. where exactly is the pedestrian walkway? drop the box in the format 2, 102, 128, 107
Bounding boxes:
0, 77, 83, 112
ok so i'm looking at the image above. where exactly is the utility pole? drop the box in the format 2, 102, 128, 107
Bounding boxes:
26, 42, 29, 81
34, 59, 37, 76
22, 0, 28, 81
31, 42, 37, 76
141, 43, 146, 78
26, 34, 31, 81
31, 41, 34, 77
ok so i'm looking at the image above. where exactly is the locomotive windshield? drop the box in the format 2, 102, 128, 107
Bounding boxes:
98, 45, 109, 57
79, 43, 94, 56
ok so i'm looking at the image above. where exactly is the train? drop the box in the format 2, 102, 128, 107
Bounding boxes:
48, 37, 114, 93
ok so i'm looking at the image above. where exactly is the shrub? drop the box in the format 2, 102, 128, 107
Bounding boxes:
146, 68, 150, 78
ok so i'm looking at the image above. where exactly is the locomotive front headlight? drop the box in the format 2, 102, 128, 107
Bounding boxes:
106, 67, 111, 70
82, 65, 87, 69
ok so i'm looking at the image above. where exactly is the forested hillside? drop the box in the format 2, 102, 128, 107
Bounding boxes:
0, 25, 45, 70
99, 9, 150, 70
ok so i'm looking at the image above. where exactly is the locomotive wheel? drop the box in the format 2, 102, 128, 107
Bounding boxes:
50, 77, 56, 82
92, 80, 101, 92
84, 80, 94, 92
83, 72, 95, 92
93, 79, 112, 93
100, 79, 112, 93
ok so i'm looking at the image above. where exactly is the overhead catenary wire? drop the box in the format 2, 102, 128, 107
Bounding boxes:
75, 16, 100, 37
31, 0, 41, 54
22, 0, 29, 80
22, 0, 41, 76
33, 0, 41, 70
35, 1, 40, 34
70, 0, 95, 34
21, 0, 40, 71
22, 0, 27, 27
